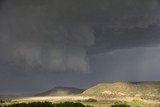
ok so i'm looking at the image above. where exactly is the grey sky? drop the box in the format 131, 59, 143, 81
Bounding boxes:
0, 0, 160, 95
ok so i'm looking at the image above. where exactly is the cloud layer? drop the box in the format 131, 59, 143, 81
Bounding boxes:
0, 0, 160, 94
0, 0, 96, 72
1, 0, 160, 73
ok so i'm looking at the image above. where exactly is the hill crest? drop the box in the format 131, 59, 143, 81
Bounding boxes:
37, 86, 85, 96
82, 81, 160, 100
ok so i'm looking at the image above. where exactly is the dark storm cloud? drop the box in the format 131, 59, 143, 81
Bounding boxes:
0, 0, 160, 94
1, 0, 160, 73
0, 0, 4, 7
0, 0, 96, 73
89, 25, 160, 54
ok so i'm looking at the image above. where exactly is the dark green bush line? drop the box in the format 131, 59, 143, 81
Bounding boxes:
0, 99, 12, 103
111, 104, 130, 107
84, 98, 97, 102
3, 102, 92, 107
4, 102, 53, 107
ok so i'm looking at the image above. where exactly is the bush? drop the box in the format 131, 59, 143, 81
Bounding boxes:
111, 104, 130, 107
4, 102, 92, 107
131, 99, 145, 106
0, 100, 4, 103
4, 102, 53, 107
84, 98, 97, 102
57, 102, 86, 107
0, 99, 11, 103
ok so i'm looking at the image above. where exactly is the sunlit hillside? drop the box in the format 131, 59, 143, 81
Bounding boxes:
82, 82, 160, 100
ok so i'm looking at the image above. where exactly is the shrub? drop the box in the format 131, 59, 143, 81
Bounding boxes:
4, 102, 91, 107
0, 99, 11, 103
131, 99, 145, 106
84, 98, 97, 102
57, 102, 86, 107
0, 100, 4, 103
111, 104, 130, 107
5, 102, 53, 107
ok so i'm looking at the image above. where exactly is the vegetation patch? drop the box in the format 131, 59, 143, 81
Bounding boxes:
3, 102, 92, 107
111, 104, 130, 107
82, 82, 160, 100
130, 100, 146, 107
0, 99, 11, 104
84, 98, 97, 102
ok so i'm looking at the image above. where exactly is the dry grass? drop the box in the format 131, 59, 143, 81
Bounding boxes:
82, 82, 160, 100
0, 96, 159, 107
13, 96, 93, 103
12, 96, 160, 105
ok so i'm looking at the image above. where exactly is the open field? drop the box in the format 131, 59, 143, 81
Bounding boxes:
12, 96, 160, 104
1, 82, 160, 107
12, 96, 93, 103
0, 95, 159, 107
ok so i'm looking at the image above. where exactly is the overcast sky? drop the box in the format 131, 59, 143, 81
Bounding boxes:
0, 0, 160, 95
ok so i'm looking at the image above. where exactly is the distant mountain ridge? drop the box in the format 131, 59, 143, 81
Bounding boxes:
36, 81, 160, 100
37, 87, 85, 96
82, 81, 160, 100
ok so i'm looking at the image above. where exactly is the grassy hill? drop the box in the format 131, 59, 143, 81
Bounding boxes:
37, 87, 85, 96
82, 82, 160, 100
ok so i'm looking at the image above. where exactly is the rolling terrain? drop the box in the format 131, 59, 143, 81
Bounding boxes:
82, 82, 160, 100
1, 82, 160, 107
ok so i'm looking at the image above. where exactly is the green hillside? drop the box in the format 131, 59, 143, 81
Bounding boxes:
82, 82, 160, 100
37, 87, 85, 96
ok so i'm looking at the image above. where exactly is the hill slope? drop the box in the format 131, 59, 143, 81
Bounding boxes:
82, 82, 160, 100
37, 87, 85, 96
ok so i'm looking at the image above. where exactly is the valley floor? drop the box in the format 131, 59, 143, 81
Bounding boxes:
6, 96, 159, 107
